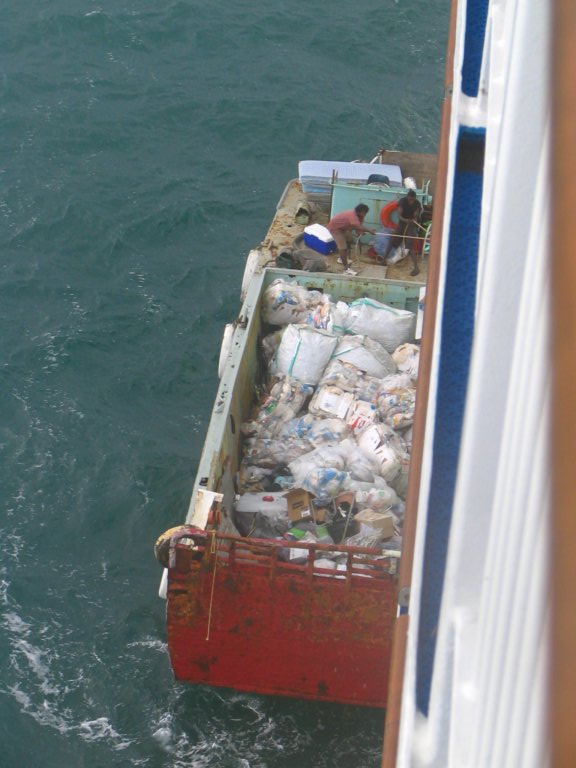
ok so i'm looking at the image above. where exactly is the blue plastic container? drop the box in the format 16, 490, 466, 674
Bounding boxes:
304, 232, 337, 255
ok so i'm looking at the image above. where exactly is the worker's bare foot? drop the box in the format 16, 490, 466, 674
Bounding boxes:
410, 267, 420, 276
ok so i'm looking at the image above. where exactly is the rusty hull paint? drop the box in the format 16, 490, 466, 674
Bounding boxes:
167, 544, 395, 707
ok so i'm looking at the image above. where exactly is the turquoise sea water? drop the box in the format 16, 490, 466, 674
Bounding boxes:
1, 2, 449, 766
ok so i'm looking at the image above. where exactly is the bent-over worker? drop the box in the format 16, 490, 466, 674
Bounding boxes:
327, 203, 376, 272
380, 189, 422, 276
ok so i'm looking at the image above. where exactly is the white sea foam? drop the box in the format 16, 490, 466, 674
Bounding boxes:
3, 611, 30, 635
78, 717, 132, 749
127, 637, 167, 652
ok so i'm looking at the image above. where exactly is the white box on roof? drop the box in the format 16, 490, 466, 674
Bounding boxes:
298, 160, 403, 188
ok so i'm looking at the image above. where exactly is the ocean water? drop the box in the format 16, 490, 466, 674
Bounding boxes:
0, 2, 449, 766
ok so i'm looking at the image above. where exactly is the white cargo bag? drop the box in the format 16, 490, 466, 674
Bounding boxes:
271, 324, 338, 385
344, 298, 416, 353
332, 334, 396, 378
357, 423, 408, 483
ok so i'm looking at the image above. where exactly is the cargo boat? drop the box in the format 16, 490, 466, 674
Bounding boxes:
155, 150, 437, 707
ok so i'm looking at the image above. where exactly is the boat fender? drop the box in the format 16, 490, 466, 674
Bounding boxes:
218, 324, 234, 379
380, 200, 399, 228
241, 250, 261, 302
154, 526, 186, 568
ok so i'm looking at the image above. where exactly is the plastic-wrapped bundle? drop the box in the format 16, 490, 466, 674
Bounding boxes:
291, 466, 348, 498
243, 437, 310, 468
344, 298, 416, 353
319, 359, 382, 402
303, 297, 334, 331
356, 424, 408, 484
271, 324, 338, 385
262, 278, 338, 331
345, 476, 392, 494
355, 486, 399, 512
331, 334, 396, 378
289, 445, 349, 497
234, 492, 290, 539
346, 399, 377, 435
355, 374, 382, 404
338, 438, 379, 483
319, 359, 362, 391
277, 413, 316, 441
262, 279, 322, 326
392, 343, 420, 379
387, 451, 411, 499
289, 440, 385, 496
241, 376, 314, 438
376, 390, 416, 431
307, 417, 351, 445
289, 444, 348, 475
240, 465, 276, 490
374, 373, 417, 431
308, 385, 355, 420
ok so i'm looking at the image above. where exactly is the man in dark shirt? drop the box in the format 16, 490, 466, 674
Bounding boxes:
380, 189, 422, 276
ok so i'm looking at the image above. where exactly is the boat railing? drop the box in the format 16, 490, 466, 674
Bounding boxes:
168, 526, 399, 584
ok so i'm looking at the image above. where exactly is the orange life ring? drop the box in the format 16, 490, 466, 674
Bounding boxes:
380, 200, 399, 228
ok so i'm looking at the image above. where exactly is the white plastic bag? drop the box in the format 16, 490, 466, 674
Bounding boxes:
289, 446, 349, 497
357, 424, 408, 483
308, 385, 355, 420
307, 418, 351, 445
319, 358, 381, 402
355, 485, 399, 512
241, 376, 314, 438
375, 374, 417, 431
271, 324, 338, 385
339, 438, 379, 483
300, 467, 349, 498
344, 298, 416, 353
262, 279, 313, 325
278, 415, 351, 446
332, 334, 396, 378
262, 279, 335, 330
346, 398, 377, 434
242, 437, 309, 468
289, 444, 347, 475
392, 343, 420, 378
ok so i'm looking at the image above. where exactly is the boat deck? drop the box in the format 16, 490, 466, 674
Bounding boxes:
258, 150, 436, 284
256, 178, 431, 285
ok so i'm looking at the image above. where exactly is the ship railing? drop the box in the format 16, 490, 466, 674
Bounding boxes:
169, 526, 400, 584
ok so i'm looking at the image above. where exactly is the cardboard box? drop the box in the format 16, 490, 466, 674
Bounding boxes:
353, 509, 395, 539
284, 489, 322, 523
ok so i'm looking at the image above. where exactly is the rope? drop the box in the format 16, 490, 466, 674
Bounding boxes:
205, 530, 219, 641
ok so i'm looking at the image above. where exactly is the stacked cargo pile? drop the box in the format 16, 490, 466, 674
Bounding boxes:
234, 279, 420, 569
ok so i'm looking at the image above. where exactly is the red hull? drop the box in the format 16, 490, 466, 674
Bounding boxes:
166, 529, 396, 707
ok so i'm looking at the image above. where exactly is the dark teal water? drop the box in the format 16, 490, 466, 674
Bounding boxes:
1, 2, 448, 765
